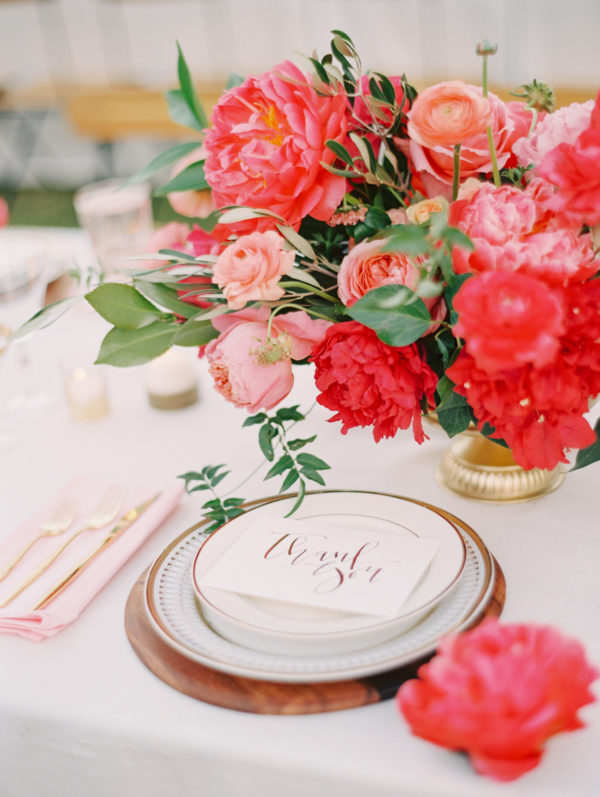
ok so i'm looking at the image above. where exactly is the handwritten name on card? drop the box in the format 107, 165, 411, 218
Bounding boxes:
198, 517, 440, 617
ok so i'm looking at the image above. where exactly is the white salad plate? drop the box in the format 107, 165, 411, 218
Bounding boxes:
144, 492, 495, 683
191, 491, 466, 656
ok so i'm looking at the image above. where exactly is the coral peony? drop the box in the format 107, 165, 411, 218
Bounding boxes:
513, 100, 594, 176
212, 230, 295, 309
538, 90, 600, 226
311, 321, 437, 443
397, 619, 598, 782
206, 310, 330, 412
0, 196, 9, 228
405, 86, 523, 197
453, 271, 565, 373
204, 61, 348, 231
167, 146, 215, 218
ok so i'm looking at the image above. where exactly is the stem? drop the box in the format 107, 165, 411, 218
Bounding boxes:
279, 280, 338, 303
527, 107, 538, 138
486, 125, 501, 187
452, 143, 461, 201
267, 302, 334, 324
482, 55, 488, 98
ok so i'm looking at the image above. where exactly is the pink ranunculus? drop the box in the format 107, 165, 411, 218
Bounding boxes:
204, 61, 348, 232
405, 86, 522, 198
205, 310, 330, 412
537, 90, 600, 227
212, 230, 295, 310
0, 196, 9, 228
167, 146, 215, 219
453, 271, 565, 373
397, 619, 598, 782
513, 100, 594, 175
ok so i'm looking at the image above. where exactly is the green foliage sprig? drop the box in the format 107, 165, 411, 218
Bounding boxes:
178, 465, 245, 534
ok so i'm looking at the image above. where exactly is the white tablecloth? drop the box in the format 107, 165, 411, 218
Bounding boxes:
1, 230, 599, 797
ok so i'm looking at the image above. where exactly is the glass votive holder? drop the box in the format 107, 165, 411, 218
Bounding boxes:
73, 178, 153, 277
144, 349, 198, 410
64, 365, 110, 422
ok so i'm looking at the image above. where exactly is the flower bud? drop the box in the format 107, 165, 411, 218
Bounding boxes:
475, 41, 498, 56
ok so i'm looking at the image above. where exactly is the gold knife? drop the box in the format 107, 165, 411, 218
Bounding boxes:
33, 493, 161, 611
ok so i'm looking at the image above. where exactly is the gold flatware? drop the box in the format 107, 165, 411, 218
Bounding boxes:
0, 499, 78, 583
0, 486, 125, 609
34, 493, 161, 611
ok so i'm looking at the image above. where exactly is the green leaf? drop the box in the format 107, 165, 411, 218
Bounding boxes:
211, 470, 230, 488
226, 72, 245, 89
127, 142, 200, 184
258, 425, 277, 461
441, 226, 474, 252
10, 296, 80, 342
280, 468, 299, 492
243, 413, 267, 427
177, 470, 204, 481
276, 224, 317, 261
275, 406, 304, 422
381, 225, 429, 256
206, 464, 226, 479
445, 273, 472, 325
571, 419, 600, 471
300, 468, 326, 486
155, 161, 208, 195
348, 284, 431, 347
172, 319, 219, 347
436, 390, 475, 437
188, 483, 210, 492
265, 454, 294, 480
296, 453, 331, 471
134, 281, 198, 319
86, 284, 164, 330
284, 478, 306, 517
176, 42, 209, 128
288, 435, 317, 451
95, 321, 177, 367
325, 139, 354, 166
223, 497, 245, 507
217, 206, 285, 225
166, 89, 204, 132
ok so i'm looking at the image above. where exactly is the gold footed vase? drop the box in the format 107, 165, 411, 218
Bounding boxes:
436, 430, 564, 502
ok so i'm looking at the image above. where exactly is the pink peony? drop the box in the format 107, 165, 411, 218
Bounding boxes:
0, 196, 9, 228
204, 61, 348, 231
405, 87, 526, 198
205, 310, 330, 412
513, 100, 594, 175
538, 91, 600, 227
167, 146, 215, 219
453, 271, 565, 373
212, 230, 295, 309
397, 619, 598, 782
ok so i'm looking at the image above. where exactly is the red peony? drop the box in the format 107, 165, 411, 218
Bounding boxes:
310, 321, 437, 444
203, 61, 348, 231
453, 271, 565, 373
538, 90, 600, 227
397, 619, 598, 782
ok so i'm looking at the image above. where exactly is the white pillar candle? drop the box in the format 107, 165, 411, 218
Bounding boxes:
65, 367, 109, 421
144, 349, 198, 410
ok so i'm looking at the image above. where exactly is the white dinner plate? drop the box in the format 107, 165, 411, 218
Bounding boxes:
144, 492, 496, 683
191, 491, 466, 656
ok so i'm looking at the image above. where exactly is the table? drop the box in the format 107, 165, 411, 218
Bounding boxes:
1, 229, 599, 797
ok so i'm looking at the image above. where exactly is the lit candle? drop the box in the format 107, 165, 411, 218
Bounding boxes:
144, 349, 198, 410
66, 367, 109, 421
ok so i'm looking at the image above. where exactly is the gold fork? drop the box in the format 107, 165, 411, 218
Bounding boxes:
0, 499, 78, 583
0, 486, 125, 609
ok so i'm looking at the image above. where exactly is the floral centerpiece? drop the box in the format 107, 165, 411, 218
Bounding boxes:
29, 32, 600, 513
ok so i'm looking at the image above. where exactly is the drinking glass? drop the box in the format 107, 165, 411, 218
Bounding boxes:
73, 178, 153, 278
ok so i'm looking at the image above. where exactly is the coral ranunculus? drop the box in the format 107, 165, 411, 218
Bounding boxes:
453, 271, 565, 373
397, 619, 598, 782
212, 230, 295, 309
204, 61, 348, 231
311, 321, 437, 444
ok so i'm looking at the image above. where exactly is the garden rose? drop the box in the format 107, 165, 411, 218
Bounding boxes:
513, 100, 594, 175
212, 230, 295, 309
538, 90, 600, 226
453, 271, 565, 373
167, 146, 215, 218
204, 61, 348, 231
397, 619, 598, 782
206, 310, 330, 412
405, 196, 448, 225
406, 88, 526, 197
311, 321, 437, 443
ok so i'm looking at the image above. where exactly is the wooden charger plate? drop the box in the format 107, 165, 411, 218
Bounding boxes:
124, 500, 505, 715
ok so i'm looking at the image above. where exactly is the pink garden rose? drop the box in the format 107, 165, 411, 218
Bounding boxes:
205, 310, 330, 411
397, 619, 598, 782
513, 100, 594, 175
167, 146, 215, 219
212, 230, 295, 309
405, 84, 528, 198
204, 61, 348, 231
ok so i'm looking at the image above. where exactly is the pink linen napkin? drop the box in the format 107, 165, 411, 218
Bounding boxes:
0, 475, 184, 641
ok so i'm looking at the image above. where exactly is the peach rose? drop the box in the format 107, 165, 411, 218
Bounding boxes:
205, 310, 330, 412
167, 146, 215, 219
408, 81, 491, 149
406, 197, 448, 224
212, 231, 295, 310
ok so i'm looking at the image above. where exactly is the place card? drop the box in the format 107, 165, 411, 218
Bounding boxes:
198, 517, 441, 617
